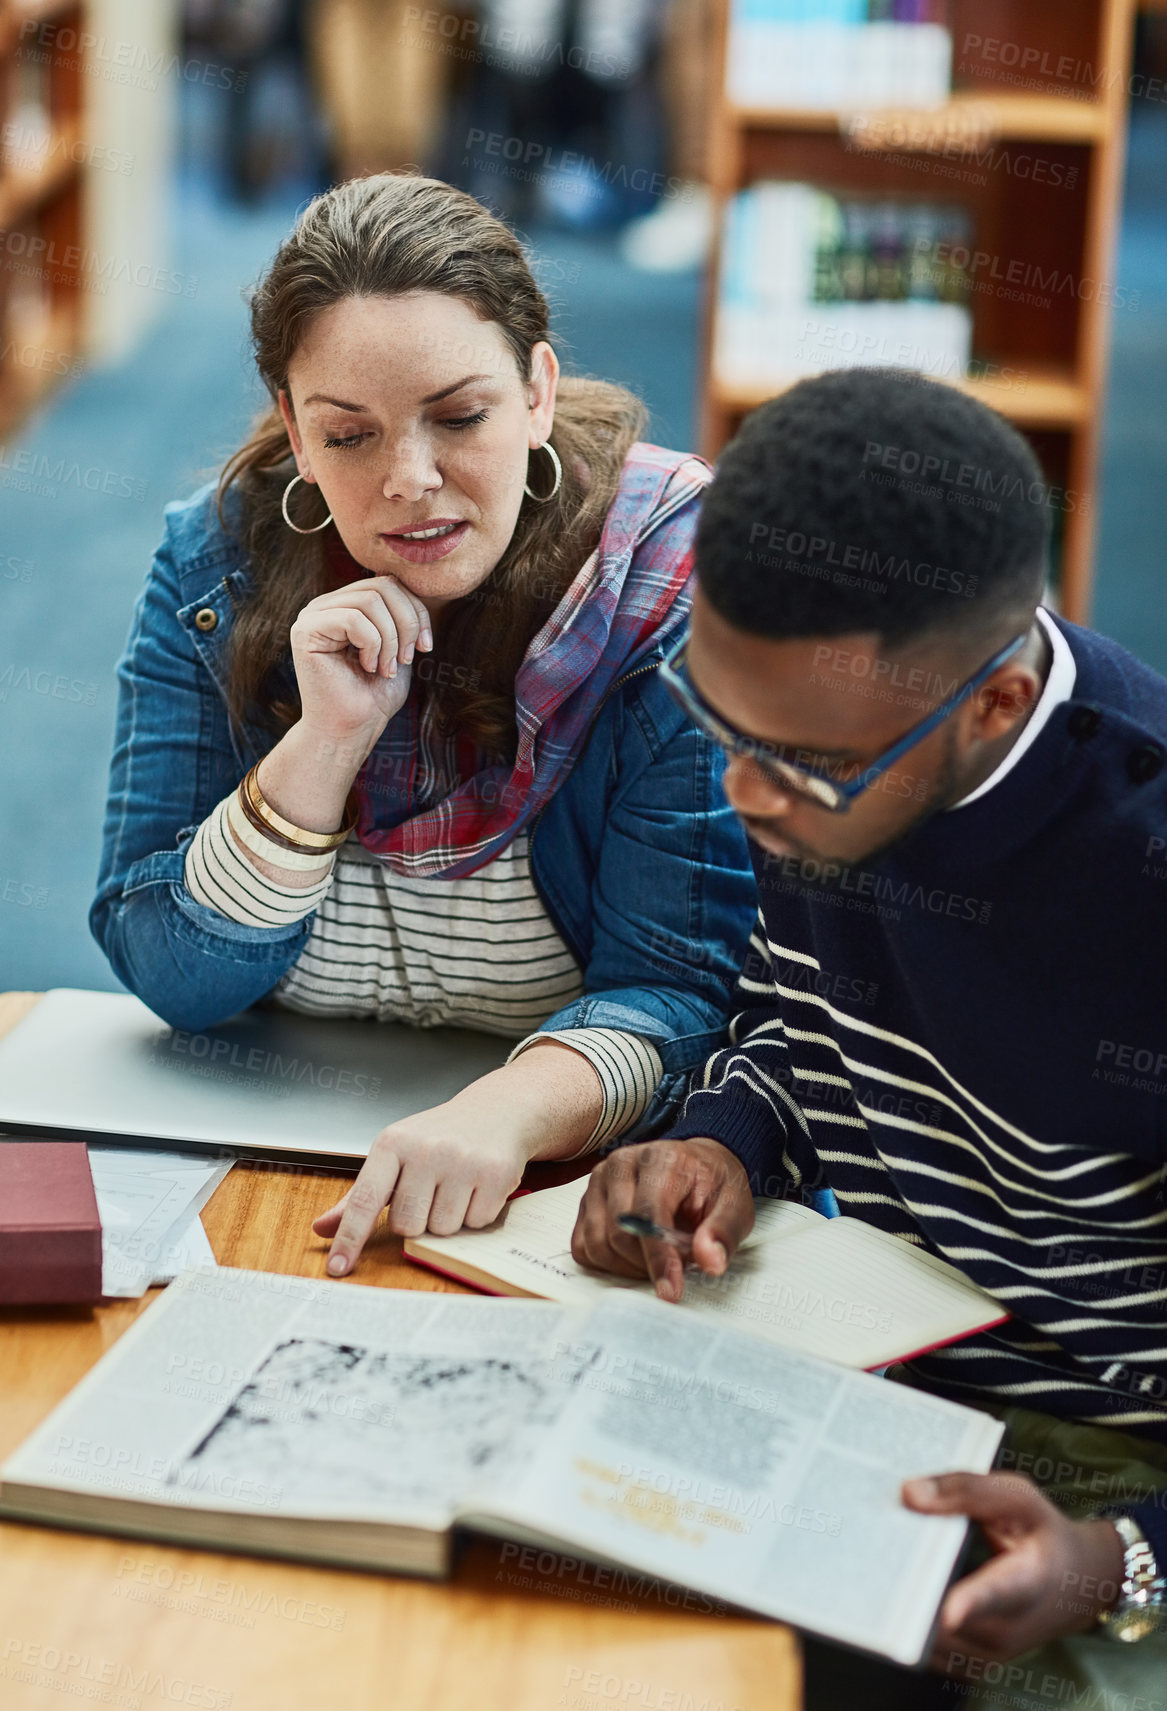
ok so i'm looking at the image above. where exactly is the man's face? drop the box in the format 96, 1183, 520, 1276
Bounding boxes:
687, 588, 981, 874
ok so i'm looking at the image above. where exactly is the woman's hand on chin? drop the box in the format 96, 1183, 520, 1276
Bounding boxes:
290, 573, 434, 742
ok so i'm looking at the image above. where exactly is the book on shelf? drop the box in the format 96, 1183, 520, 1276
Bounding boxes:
3, 50, 53, 179
715, 180, 975, 390
727, 0, 953, 112
0, 1266, 1004, 1666
405, 1178, 1009, 1371
4, 224, 56, 363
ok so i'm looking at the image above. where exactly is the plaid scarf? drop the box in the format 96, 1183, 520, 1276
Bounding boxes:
327, 444, 709, 879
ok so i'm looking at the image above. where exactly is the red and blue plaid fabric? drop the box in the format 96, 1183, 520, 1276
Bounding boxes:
332, 443, 710, 879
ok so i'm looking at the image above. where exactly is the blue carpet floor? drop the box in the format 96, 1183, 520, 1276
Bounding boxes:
0, 110, 1163, 993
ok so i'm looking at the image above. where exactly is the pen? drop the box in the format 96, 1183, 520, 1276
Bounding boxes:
617, 1213, 693, 1250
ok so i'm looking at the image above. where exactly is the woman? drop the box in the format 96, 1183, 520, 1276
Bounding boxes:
91, 174, 754, 1273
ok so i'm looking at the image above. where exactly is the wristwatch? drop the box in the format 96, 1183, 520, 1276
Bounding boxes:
1094, 1514, 1166, 1643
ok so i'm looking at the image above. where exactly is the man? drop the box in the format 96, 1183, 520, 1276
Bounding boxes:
572, 369, 1167, 1702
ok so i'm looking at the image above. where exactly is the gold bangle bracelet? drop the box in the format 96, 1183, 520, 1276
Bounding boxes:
242, 763, 358, 851
236, 778, 329, 856
245, 764, 357, 848
226, 791, 338, 870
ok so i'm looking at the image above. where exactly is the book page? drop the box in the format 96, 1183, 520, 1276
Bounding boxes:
408, 1182, 1002, 1368
475, 1293, 1003, 1665
407, 1179, 823, 1301
0, 1268, 583, 1532
677, 1215, 1006, 1367
1, 1266, 1003, 1659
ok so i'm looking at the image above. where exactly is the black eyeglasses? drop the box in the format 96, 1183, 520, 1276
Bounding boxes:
659, 632, 1028, 814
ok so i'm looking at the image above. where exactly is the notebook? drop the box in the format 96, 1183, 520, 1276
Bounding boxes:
0, 1266, 1003, 1667
405, 1179, 1010, 1370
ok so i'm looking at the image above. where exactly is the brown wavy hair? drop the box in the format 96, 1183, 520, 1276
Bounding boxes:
219, 173, 647, 758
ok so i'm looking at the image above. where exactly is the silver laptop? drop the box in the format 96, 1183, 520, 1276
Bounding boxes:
0, 989, 509, 1166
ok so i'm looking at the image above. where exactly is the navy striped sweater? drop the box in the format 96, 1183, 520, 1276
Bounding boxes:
671, 615, 1167, 1557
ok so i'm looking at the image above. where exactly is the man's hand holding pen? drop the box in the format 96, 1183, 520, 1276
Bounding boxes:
570, 1138, 755, 1302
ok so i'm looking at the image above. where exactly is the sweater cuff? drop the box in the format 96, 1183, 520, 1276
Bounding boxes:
183, 795, 336, 928
670, 1084, 793, 1197
507, 1028, 664, 1156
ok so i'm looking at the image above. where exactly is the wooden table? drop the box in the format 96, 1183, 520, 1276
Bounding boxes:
0, 992, 800, 1711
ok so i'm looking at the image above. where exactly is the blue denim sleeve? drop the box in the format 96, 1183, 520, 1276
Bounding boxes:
536, 703, 757, 1140
89, 523, 311, 1030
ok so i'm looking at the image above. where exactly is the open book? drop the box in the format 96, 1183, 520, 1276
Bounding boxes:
0, 1267, 1003, 1667
405, 1180, 1009, 1370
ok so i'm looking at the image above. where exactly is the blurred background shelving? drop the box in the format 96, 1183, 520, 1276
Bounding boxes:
0, 0, 175, 437
700, 0, 1139, 622
0, 1, 84, 440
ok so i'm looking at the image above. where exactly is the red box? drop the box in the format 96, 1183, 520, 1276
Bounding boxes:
0, 1140, 103, 1305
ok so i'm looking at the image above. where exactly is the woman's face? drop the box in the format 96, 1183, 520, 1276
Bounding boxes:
278, 291, 558, 618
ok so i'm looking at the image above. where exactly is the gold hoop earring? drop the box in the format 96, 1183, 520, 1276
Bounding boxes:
281, 473, 333, 534
523, 442, 562, 504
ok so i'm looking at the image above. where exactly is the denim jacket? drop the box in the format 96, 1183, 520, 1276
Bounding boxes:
90, 475, 757, 1140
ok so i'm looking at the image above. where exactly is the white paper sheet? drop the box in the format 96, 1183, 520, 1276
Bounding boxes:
147, 1205, 217, 1283
87, 1148, 233, 1297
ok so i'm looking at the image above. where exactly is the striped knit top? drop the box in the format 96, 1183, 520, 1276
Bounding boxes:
182, 719, 661, 1151
672, 613, 1167, 1473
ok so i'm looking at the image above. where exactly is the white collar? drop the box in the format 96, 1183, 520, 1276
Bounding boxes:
947, 608, 1076, 811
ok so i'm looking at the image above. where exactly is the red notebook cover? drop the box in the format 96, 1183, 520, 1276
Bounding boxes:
0, 1140, 103, 1305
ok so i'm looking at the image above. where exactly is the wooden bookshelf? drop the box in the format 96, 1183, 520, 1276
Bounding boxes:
699, 0, 1138, 622
0, 0, 86, 441
729, 90, 1113, 144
